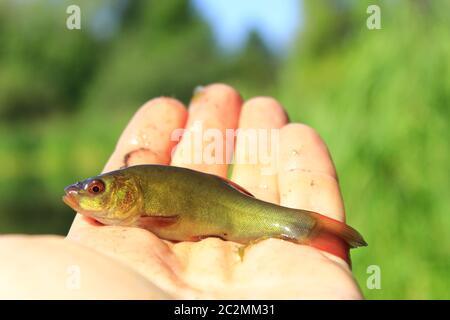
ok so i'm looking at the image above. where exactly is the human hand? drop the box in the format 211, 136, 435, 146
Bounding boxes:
67, 84, 363, 299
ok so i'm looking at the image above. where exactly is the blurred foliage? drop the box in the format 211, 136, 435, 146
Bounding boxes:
0, 0, 448, 299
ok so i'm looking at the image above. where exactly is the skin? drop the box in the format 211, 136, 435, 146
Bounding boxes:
0, 84, 364, 299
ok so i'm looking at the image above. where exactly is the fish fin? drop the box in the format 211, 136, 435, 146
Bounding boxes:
238, 237, 269, 261
315, 215, 367, 248
188, 235, 215, 241
238, 245, 246, 261
217, 176, 255, 197
238, 235, 294, 261
308, 233, 351, 266
137, 215, 179, 229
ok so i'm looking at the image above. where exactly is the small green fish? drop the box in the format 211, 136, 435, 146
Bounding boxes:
63, 165, 367, 249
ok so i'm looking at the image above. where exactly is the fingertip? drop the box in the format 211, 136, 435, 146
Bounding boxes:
189, 83, 243, 124
281, 123, 321, 143
103, 97, 187, 172
239, 97, 288, 128
171, 84, 243, 177
278, 122, 345, 222
136, 97, 188, 124
279, 123, 337, 179
202, 83, 242, 99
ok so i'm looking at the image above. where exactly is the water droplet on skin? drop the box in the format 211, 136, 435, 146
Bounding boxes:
130, 136, 140, 145
142, 134, 152, 147
130, 130, 155, 147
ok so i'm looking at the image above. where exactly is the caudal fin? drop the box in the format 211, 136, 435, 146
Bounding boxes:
315, 215, 367, 248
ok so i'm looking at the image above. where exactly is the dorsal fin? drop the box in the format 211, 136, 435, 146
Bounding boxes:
217, 176, 255, 197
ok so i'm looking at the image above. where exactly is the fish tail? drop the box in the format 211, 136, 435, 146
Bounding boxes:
313, 214, 367, 248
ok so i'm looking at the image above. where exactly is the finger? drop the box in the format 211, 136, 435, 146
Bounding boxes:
278, 124, 343, 220
69, 97, 187, 234
104, 97, 188, 172
277, 124, 348, 263
170, 84, 242, 177
231, 97, 288, 203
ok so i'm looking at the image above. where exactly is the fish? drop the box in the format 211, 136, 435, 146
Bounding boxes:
63, 164, 367, 250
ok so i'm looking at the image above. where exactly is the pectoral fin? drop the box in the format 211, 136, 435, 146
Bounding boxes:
218, 176, 255, 197
137, 215, 179, 229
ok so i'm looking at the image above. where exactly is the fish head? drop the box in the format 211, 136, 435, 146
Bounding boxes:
63, 171, 142, 225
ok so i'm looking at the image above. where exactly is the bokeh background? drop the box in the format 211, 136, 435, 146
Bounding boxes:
0, 0, 448, 299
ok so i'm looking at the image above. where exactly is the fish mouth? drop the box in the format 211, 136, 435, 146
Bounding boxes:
62, 183, 101, 221
62, 192, 99, 222
63, 182, 83, 210
62, 193, 80, 210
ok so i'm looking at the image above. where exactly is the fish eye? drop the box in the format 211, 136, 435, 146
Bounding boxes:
86, 179, 105, 195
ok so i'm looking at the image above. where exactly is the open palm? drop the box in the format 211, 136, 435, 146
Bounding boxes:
67, 84, 363, 299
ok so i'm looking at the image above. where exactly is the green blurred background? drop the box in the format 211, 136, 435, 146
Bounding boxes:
0, 0, 448, 299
